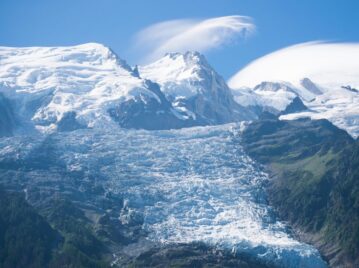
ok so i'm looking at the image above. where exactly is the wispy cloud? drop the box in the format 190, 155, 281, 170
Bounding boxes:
132, 15, 255, 63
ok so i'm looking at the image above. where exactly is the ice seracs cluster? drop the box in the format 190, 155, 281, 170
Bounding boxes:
0, 123, 327, 267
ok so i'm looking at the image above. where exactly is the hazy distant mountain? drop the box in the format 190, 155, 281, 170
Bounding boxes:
229, 42, 359, 138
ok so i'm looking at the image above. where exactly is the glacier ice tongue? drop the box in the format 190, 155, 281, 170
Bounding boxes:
41, 124, 328, 268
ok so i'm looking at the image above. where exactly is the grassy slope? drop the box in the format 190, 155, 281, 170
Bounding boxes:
0, 190, 110, 268
242, 118, 359, 267
0, 190, 59, 268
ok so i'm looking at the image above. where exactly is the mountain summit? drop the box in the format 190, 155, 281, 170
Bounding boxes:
0, 43, 159, 131
140, 51, 255, 125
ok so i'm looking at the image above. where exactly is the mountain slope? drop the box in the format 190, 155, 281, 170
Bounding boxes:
0, 190, 120, 268
0, 190, 60, 268
0, 43, 198, 132
0, 124, 327, 267
0, 190, 275, 268
241, 118, 359, 267
140, 51, 255, 124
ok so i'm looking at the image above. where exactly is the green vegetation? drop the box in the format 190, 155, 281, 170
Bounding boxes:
45, 198, 110, 268
127, 243, 271, 268
0, 190, 59, 268
0, 189, 275, 267
242, 118, 359, 267
0, 190, 110, 268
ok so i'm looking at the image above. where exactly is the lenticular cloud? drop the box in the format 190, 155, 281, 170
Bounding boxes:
134, 15, 255, 62
228, 41, 359, 89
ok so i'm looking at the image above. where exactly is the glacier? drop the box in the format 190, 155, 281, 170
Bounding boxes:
0, 124, 327, 267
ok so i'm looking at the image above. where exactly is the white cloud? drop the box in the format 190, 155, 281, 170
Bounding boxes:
133, 15, 255, 62
228, 42, 359, 89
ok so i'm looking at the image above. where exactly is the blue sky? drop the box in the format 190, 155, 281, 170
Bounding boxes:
1, 0, 359, 79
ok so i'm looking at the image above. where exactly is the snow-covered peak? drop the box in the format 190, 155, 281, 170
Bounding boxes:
139, 51, 213, 98
0, 43, 176, 133
164, 51, 208, 66
139, 52, 254, 124
0, 43, 135, 91
0, 43, 125, 69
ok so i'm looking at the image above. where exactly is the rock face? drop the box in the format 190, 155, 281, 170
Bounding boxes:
108, 80, 200, 130
57, 111, 86, 132
280, 96, 308, 115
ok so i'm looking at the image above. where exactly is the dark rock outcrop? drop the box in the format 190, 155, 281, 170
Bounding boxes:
280, 97, 308, 115
0, 93, 15, 137
108, 81, 203, 130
